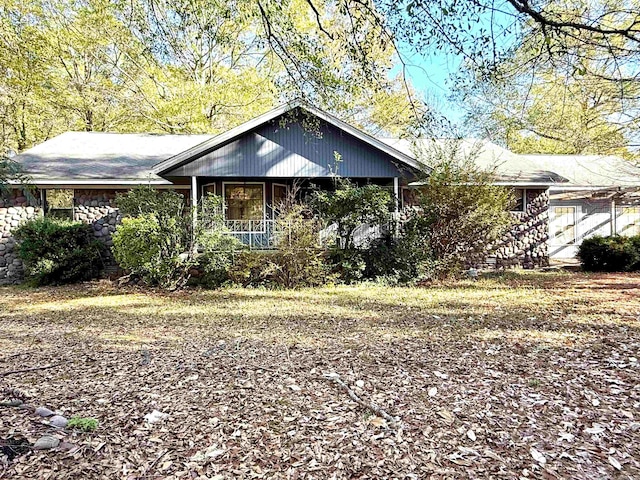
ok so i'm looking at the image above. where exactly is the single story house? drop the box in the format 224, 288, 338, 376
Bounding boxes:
1, 101, 639, 283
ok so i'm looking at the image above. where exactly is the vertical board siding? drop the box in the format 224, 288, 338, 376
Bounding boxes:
165, 115, 412, 178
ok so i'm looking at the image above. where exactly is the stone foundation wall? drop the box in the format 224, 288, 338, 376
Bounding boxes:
490, 189, 550, 268
0, 192, 42, 285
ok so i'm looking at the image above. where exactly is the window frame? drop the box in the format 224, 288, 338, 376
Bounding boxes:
552, 206, 577, 244
511, 188, 527, 213
222, 182, 266, 231
45, 188, 75, 220
201, 182, 216, 197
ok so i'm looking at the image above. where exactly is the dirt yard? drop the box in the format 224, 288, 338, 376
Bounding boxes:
1, 272, 639, 479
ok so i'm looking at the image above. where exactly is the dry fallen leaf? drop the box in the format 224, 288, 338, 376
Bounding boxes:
585, 424, 605, 435
608, 456, 622, 470
1, 274, 639, 480
467, 429, 476, 441
530, 447, 546, 465
369, 416, 387, 428
428, 387, 438, 397
437, 409, 455, 424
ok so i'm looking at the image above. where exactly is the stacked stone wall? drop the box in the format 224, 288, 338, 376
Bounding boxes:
0, 191, 42, 285
490, 189, 550, 268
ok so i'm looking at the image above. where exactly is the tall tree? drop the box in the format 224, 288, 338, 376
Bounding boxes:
0, 0, 426, 153
459, 63, 638, 157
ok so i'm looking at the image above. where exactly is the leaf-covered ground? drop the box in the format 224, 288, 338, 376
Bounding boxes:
1, 272, 639, 479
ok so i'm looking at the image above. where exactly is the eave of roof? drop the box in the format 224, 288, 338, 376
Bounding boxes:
152, 101, 428, 176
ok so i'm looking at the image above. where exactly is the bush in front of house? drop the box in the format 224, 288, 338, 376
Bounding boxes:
329, 218, 433, 284
13, 217, 104, 285
310, 179, 394, 250
227, 250, 275, 287
408, 140, 514, 278
197, 230, 244, 287
112, 213, 185, 287
311, 179, 399, 282
265, 203, 331, 288
226, 204, 331, 288
578, 235, 640, 272
113, 187, 244, 289
112, 187, 196, 289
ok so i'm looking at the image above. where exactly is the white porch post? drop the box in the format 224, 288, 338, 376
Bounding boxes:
393, 177, 399, 214
611, 197, 617, 235
191, 176, 198, 233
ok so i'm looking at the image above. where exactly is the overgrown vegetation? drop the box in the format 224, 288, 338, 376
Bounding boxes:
113, 187, 241, 289
13, 217, 104, 286
309, 143, 512, 283
311, 179, 393, 250
578, 235, 640, 272
265, 203, 330, 288
197, 195, 243, 288
113, 188, 194, 289
407, 141, 513, 278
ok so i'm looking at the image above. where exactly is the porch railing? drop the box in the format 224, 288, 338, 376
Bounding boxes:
221, 219, 392, 250
225, 220, 276, 250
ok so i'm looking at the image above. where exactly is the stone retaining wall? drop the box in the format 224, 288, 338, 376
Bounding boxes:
490, 189, 550, 268
0, 192, 42, 285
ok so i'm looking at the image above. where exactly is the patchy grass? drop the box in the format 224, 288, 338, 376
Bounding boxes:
0, 272, 639, 479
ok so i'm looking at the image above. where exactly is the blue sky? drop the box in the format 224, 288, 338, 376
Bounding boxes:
397, 47, 465, 123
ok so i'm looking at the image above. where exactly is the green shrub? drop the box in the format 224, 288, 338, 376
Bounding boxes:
331, 222, 433, 285
265, 204, 331, 288
197, 230, 244, 287
112, 213, 191, 287
362, 220, 434, 283
407, 141, 513, 277
113, 187, 230, 289
14, 217, 104, 285
311, 179, 393, 249
329, 247, 367, 283
227, 250, 275, 287
578, 235, 640, 272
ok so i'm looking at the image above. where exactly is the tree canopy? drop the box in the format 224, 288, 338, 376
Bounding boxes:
0, 0, 426, 153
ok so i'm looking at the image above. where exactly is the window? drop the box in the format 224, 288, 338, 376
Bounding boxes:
46, 189, 74, 219
619, 206, 640, 236
201, 183, 216, 197
512, 188, 525, 212
272, 184, 288, 214
401, 187, 419, 208
224, 184, 264, 220
553, 206, 576, 244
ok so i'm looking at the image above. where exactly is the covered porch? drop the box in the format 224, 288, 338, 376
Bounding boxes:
188, 176, 404, 249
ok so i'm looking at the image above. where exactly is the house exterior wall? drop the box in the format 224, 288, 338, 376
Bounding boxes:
0, 191, 42, 285
490, 189, 550, 268
73, 189, 123, 250
548, 196, 613, 259
164, 114, 415, 179
0, 189, 125, 285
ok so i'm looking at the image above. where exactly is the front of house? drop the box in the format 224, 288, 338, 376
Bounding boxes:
1, 101, 639, 284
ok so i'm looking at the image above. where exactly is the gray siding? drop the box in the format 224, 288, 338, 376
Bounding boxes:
549, 197, 613, 259
164, 117, 414, 179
